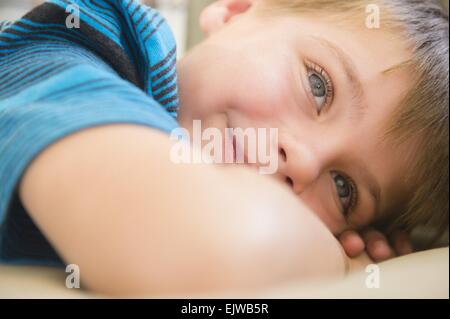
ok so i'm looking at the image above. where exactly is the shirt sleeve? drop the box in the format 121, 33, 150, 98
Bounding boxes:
0, 0, 180, 266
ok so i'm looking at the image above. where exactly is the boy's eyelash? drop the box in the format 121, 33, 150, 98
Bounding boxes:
346, 175, 359, 214
332, 170, 359, 217
304, 60, 334, 111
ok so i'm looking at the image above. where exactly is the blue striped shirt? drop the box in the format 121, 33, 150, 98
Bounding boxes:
0, 0, 180, 266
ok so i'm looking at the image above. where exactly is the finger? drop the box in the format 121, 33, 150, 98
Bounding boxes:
339, 230, 365, 257
392, 230, 414, 256
363, 229, 395, 262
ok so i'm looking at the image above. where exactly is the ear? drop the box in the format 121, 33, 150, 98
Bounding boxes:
199, 0, 255, 36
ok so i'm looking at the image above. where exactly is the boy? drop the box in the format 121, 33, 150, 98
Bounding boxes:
0, 0, 448, 295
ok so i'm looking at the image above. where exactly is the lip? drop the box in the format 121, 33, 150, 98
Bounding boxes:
224, 125, 235, 163
233, 134, 244, 164
225, 120, 248, 165
230, 129, 249, 164
232, 134, 237, 162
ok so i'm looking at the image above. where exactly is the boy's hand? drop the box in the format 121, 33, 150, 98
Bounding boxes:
339, 228, 414, 262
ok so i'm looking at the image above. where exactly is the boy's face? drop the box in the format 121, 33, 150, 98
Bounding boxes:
176, 1, 416, 235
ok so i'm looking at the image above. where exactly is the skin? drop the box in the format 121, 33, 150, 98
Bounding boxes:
18, 0, 416, 295
178, 0, 416, 259
20, 125, 349, 295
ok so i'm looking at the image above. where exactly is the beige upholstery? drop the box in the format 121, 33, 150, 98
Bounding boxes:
0, 247, 448, 298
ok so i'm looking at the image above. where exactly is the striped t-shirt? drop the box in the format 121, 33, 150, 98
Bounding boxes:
0, 0, 180, 266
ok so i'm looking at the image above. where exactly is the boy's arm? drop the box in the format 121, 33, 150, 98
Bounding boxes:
19, 124, 346, 296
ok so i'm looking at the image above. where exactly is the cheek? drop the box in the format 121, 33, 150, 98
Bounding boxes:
229, 64, 297, 121
180, 48, 301, 132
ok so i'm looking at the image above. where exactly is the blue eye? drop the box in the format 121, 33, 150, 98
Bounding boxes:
305, 61, 334, 114
331, 172, 357, 215
308, 73, 327, 108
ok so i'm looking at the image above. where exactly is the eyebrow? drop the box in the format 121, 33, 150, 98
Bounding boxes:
309, 36, 366, 116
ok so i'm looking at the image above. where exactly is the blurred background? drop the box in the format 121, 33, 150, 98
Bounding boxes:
0, 0, 215, 56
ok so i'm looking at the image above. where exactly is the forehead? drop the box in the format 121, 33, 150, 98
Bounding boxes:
275, 13, 412, 72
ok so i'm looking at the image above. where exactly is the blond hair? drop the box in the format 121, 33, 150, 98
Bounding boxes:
260, 0, 449, 245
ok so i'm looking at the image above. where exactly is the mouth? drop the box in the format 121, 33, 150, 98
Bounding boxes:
232, 134, 237, 162
224, 126, 236, 163
225, 120, 249, 165
228, 127, 248, 165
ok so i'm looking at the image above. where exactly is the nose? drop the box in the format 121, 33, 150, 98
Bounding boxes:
277, 142, 321, 194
